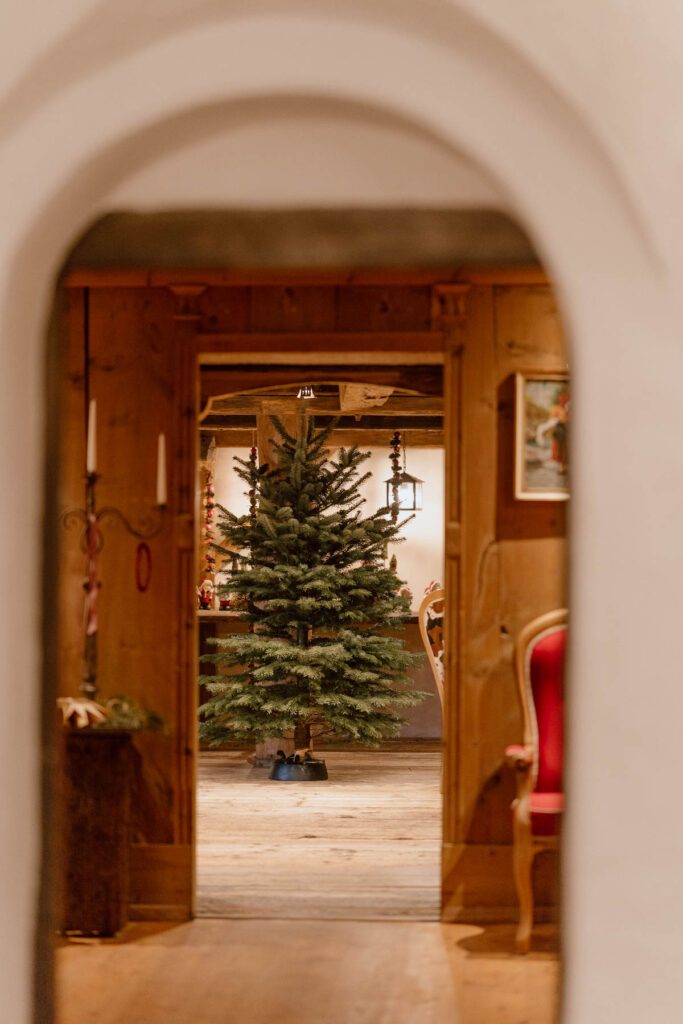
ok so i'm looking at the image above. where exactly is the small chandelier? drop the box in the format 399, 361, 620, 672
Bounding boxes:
385, 431, 423, 512
297, 385, 316, 400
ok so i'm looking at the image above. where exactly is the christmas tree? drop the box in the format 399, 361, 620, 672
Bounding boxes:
199, 417, 427, 753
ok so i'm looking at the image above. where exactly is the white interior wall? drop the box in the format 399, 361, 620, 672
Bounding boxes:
212, 446, 445, 610
110, 106, 500, 209
356, 449, 445, 609
2, 4, 683, 1022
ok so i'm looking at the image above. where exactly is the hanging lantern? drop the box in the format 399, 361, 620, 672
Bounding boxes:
388, 470, 423, 512
384, 431, 423, 512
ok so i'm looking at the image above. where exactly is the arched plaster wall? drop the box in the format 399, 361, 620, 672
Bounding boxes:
108, 101, 501, 210
1, 4, 683, 1022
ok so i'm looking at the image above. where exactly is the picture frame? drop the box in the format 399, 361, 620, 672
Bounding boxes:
514, 373, 570, 501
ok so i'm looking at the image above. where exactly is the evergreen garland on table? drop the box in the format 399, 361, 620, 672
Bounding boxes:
199, 417, 427, 750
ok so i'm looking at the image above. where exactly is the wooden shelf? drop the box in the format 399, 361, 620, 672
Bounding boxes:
197, 610, 242, 620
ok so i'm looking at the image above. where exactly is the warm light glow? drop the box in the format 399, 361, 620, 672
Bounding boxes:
297, 385, 316, 399
397, 479, 423, 511
385, 472, 423, 511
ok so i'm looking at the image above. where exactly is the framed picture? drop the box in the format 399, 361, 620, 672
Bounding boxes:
514, 373, 570, 500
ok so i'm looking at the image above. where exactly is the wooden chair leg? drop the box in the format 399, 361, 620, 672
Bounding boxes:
512, 818, 534, 954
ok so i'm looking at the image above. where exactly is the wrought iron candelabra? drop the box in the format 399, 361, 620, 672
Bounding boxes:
61, 470, 166, 700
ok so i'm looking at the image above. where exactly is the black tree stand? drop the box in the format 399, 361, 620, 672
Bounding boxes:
269, 748, 328, 782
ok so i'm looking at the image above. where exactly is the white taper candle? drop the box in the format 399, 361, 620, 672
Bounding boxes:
156, 432, 167, 506
86, 399, 97, 473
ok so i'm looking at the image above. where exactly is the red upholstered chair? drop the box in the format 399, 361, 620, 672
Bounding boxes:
505, 609, 567, 953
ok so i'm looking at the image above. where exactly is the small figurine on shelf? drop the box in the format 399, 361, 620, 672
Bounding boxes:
197, 578, 215, 610
219, 596, 231, 611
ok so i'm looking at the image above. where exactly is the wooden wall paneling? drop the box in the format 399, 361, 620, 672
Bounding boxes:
335, 286, 432, 331
197, 287, 250, 333
441, 285, 509, 919
440, 283, 567, 921
57, 288, 87, 699
67, 268, 442, 288
86, 287, 188, 907
250, 286, 337, 332
458, 286, 501, 837
62, 265, 541, 290
493, 285, 566, 372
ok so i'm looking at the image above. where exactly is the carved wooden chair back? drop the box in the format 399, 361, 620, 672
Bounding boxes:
417, 585, 445, 717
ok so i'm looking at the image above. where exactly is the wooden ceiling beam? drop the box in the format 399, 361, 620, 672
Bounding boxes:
62, 264, 547, 288
203, 395, 443, 417
204, 428, 444, 449
196, 332, 441, 357
200, 365, 443, 401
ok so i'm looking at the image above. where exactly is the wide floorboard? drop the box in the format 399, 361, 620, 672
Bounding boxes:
197, 749, 442, 919
56, 920, 560, 1024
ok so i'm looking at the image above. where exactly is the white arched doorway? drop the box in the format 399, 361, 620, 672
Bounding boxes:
1, 7, 680, 1023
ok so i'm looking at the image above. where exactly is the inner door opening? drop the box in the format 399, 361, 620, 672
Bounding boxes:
194, 358, 446, 920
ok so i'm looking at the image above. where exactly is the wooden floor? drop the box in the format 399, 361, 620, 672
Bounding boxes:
56, 920, 560, 1024
56, 749, 560, 1023
196, 749, 442, 920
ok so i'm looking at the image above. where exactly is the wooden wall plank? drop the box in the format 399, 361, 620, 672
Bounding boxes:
86, 287, 180, 848
250, 286, 336, 332
61, 265, 546, 289
458, 286, 501, 838
443, 283, 567, 920
336, 286, 432, 331
129, 844, 192, 918
57, 288, 87, 699
198, 287, 250, 333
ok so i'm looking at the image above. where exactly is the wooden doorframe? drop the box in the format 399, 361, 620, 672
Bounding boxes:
182, 334, 451, 916
54, 262, 560, 925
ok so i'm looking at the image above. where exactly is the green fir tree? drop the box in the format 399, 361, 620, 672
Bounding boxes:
199, 417, 427, 751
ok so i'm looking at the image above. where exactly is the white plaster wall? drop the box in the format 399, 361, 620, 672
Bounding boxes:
357, 449, 444, 609
212, 446, 444, 609
110, 105, 500, 209
213, 448, 252, 523
1, 3, 683, 1021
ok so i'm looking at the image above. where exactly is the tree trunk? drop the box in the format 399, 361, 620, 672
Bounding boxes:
294, 722, 312, 750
